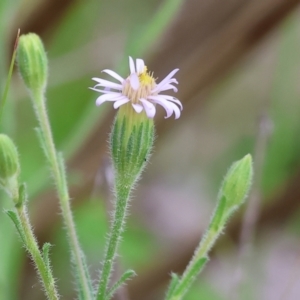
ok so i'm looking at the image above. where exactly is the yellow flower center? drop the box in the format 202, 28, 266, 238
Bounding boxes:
139, 67, 155, 86
123, 66, 156, 104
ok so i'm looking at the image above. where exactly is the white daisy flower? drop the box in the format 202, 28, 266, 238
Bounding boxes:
90, 57, 182, 119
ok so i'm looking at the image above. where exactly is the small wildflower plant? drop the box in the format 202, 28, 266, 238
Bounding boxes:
0, 33, 253, 300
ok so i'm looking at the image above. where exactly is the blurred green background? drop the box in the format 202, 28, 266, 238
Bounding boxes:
1, 0, 300, 299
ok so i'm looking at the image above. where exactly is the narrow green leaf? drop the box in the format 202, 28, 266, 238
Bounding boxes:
5, 209, 26, 244
165, 273, 179, 300
209, 195, 227, 232
173, 257, 208, 299
42, 243, 51, 269
106, 269, 136, 300
15, 183, 27, 208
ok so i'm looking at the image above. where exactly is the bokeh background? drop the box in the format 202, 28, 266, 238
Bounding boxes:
1, 0, 300, 299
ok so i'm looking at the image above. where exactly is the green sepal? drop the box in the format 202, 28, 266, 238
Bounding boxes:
15, 183, 27, 208
110, 107, 154, 185
42, 243, 51, 270
209, 195, 227, 232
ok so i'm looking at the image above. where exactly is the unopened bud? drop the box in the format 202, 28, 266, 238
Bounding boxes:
110, 104, 154, 185
210, 154, 253, 231
0, 134, 20, 180
221, 154, 253, 208
17, 33, 48, 93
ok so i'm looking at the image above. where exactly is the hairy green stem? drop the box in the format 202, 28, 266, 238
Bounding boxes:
15, 203, 59, 300
96, 180, 131, 300
31, 90, 92, 300
168, 229, 216, 300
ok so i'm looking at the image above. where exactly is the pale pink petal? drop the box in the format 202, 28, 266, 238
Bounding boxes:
158, 100, 180, 119
113, 98, 130, 108
156, 68, 179, 90
168, 102, 181, 119
95, 93, 122, 106
148, 95, 181, 118
94, 82, 122, 90
92, 78, 123, 90
89, 87, 112, 93
140, 98, 156, 118
130, 73, 140, 90
136, 59, 145, 73
129, 57, 136, 73
154, 83, 178, 93
149, 97, 173, 118
132, 103, 143, 113
148, 95, 183, 110
153, 79, 178, 93
102, 69, 124, 83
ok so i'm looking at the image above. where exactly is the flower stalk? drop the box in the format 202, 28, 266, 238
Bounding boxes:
96, 106, 154, 300
92, 56, 181, 299
0, 134, 59, 300
11, 193, 60, 300
31, 88, 93, 300
17, 33, 93, 300
166, 154, 253, 300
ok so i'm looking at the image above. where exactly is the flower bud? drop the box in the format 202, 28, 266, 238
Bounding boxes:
17, 33, 48, 93
0, 134, 20, 181
0, 134, 20, 201
210, 154, 253, 231
221, 154, 253, 208
110, 104, 154, 185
